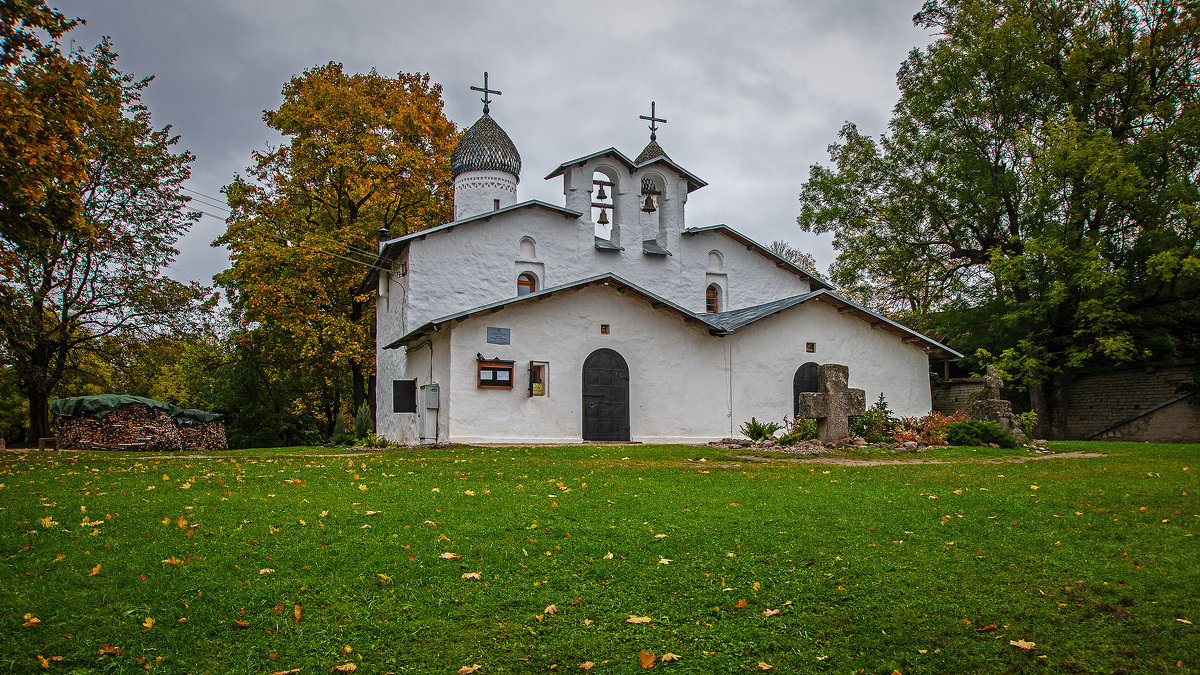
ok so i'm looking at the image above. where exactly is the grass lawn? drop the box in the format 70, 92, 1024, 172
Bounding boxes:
1, 441, 1197, 673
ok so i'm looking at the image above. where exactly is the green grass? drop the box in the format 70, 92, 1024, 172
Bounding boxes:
1, 442, 1197, 673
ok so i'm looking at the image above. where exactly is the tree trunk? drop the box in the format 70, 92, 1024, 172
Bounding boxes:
1028, 379, 1050, 440
1047, 369, 1072, 440
368, 373, 376, 428
26, 392, 51, 445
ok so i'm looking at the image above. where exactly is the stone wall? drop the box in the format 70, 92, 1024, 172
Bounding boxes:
931, 377, 985, 415
1065, 362, 1198, 442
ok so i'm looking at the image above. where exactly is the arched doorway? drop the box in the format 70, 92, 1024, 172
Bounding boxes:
582, 348, 630, 441
793, 362, 818, 416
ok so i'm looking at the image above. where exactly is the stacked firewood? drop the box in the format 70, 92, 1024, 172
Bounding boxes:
177, 421, 228, 452
55, 403, 184, 452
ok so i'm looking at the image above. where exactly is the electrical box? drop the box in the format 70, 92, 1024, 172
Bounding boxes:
421, 384, 440, 409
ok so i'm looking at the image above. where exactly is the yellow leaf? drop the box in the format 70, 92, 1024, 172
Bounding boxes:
88, 564, 101, 576
1177, 618, 1193, 625
462, 571, 481, 579
142, 617, 155, 631
658, 556, 672, 565
358, 484, 368, 491
161, 517, 171, 525
98, 643, 120, 656
457, 666, 482, 674
544, 604, 558, 614
639, 649, 657, 668
661, 653, 681, 662
440, 552, 461, 559
580, 662, 595, 670
340, 645, 353, 655
52, 554, 65, 563
22, 614, 41, 627
39, 516, 56, 529
753, 582, 761, 591
378, 574, 393, 584
1010, 639, 1036, 650
294, 604, 302, 623
162, 474, 170, 481
259, 568, 275, 574
331, 664, 358, 673
603, 552, 614, 559
762, 608, 780, 616
464, 490, 475, 496
758, 662, 774, 671
627, 615, 652, 624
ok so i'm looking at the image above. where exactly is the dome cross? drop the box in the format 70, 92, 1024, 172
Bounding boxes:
471, 72, 502, 114
639, 101, 667, 142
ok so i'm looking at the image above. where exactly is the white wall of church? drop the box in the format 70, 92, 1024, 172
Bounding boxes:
453, 169, 518, 221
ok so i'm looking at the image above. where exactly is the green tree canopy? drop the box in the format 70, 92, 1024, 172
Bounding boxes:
0, 37, 211, 442
215, 63, 459, 437
798, 0, 1200, 436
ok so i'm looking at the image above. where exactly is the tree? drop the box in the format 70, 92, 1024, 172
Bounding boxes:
798, 0, 1200, 437
216, 63, 459, 436
0, 38, 210, 442
767, 240, 820, 277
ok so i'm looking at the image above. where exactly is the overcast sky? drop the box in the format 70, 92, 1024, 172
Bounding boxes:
52, 0, 935, 285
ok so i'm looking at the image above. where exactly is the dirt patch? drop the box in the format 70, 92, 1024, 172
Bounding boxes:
736, 450, 1106, 466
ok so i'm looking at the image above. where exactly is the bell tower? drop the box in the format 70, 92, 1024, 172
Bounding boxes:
450, 73, 522, 221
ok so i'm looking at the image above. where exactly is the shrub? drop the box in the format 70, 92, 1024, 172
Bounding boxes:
740, 417, 781, 441
354, 402, 373, 440
1015, 411, 1039, 439
777, 416, 816, 445
849, 393, 897, 442
945, 419, 1020, 449
893, 410, 969, 445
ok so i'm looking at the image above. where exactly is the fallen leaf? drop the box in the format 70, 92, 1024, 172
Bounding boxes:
734, 599, 748, 609
457, 665, 482, 674
440, 552, 461, 559
658, 556, 672, 565
271, 670, 301, 675
331, 664, 357, 673
37, 655, 50, 668
378, 574, 393, 585
51, 554, 65, 563
976, 624, 998, 632
655, 533, 668, 538
234, 619, 249, 628
294, 604, 302, 622
259, 568, 274, 574
627, 615, 652, 624
22, 614, 41, 627
580, 662, 595, 670
762, 609, 780, 616
639, 649, 657, 668
1177, 619, 1193, 625
661, 653, 681, 662
1010, 639, 1036, 650
142, 617, 155, 631
758, 662, 774, 671
98, 644, 120, 656
462, 571, 481, 579
88, 564, 101, 576
603, 552, 614, 559
582, 618, 593, 626
464, 490, 475, 496
545, 604, 558, 615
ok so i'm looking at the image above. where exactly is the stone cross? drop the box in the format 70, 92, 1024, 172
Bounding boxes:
794, 363, 867, 442
983, 364, 1004, 400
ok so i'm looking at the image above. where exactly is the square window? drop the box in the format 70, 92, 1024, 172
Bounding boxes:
600, 324, 610, 335
392, 379, 417, 413
806, 342, 816, 353
478, 361, 514, 389
529, 361, 548, 397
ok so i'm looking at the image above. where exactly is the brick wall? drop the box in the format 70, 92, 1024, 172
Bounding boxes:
931, 378, 986, 415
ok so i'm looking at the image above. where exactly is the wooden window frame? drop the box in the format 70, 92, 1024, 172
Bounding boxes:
528, 361, 548, 397
517, 272, 537, 296
706, 284, 720, 313
478, 360, 515, 389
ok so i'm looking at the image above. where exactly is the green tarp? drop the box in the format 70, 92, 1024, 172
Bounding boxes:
49, 395, 223, 425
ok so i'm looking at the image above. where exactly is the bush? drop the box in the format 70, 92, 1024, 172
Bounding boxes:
945, 419, 1020, 448
893, 410, 968, 445
740, 417, 781, 441
354, 402, 373, 440
777, 416, 816, 445
1015, 411, 1039, 439
849, 393, 897, 442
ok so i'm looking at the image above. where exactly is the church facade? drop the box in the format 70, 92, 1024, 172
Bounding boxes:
363, 90, 960, 445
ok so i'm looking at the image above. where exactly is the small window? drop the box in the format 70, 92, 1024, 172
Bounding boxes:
806, 342, 816, 353
517, 273, 537, 296
392, 379, 417, 413
478, 361, 514, 389
493, 198, 501, 210
706, 284, 720, 313
529, 361, 548, 397
600, 324, 610, 335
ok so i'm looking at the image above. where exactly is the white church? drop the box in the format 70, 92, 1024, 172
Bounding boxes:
363, 80, 960, 445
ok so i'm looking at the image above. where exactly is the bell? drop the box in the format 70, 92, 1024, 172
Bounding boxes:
641, 195, 656, 213
596, 184, 608, 201
597, 209, 609, 225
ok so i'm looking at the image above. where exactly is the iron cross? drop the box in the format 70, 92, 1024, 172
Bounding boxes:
471, 72, 502, 114
639, 101, 667, 141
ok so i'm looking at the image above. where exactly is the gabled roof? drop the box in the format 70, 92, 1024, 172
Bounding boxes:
544, 147, 707, 193
356, 200, 582, 295
383, 272, 961, 358
384, 273, 710, 349
681, 224, 834, 291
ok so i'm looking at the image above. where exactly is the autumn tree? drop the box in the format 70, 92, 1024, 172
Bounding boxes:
798, 0, 1200, 437
216, 63, 459, 435
0, 38, 210, 442
767, 240, 820, 276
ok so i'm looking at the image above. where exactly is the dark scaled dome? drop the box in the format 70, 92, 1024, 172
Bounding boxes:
634, 139, 669, 164
450, 114, 522, 180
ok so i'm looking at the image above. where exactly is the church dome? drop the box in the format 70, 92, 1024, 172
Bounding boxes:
450, 114, 522, 181
635, 139, 669, 164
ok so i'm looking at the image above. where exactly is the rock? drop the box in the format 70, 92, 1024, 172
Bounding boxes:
1012, 428, 1029, 443
852, 437, 868, 446
762, 440, 776, 448
987, 442, 1000, 448
903, 441, 918, 451
1034, 439, 1048, 446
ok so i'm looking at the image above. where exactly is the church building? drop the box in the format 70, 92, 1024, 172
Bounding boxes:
362, 78, 960, 445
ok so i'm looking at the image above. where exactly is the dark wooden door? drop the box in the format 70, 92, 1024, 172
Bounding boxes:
793, 362, 818, 416
582, 348, 630, 441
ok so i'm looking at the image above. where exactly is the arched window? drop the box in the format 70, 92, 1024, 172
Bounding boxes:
519, 236, 536, 260
592, 170, 616, 240
517, 273, 537, 296
705, 284, 720, 313
793, 362, 818, 416
707, 250, 724, 273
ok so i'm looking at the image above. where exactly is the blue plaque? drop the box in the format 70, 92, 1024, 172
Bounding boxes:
486, 327, 511, 345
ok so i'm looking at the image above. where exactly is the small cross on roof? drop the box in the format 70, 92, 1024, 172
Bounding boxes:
471, 72, 502, 114
639, 101, 667, 141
